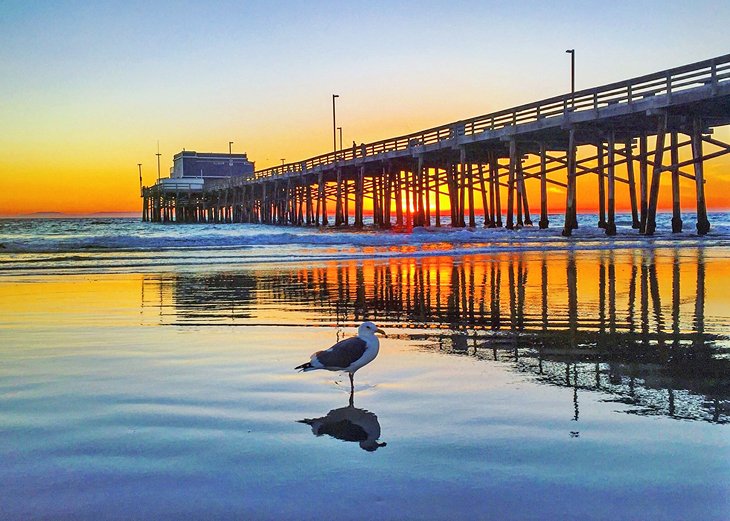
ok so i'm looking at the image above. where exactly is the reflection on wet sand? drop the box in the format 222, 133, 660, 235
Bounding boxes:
140, 247, 729, 424
298, 392, 386, 452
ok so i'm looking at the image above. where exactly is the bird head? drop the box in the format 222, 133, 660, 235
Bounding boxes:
359, 321, 387, 337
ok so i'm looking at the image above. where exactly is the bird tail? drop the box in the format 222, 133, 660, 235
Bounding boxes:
295, 362, 314, 372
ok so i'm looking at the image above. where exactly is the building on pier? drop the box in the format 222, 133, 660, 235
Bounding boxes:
171, 150, 254, 181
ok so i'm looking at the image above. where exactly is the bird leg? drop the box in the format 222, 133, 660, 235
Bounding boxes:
349, 372, 355, 395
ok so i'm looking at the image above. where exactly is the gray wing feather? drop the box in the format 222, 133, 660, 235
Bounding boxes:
315, 337, 368, 368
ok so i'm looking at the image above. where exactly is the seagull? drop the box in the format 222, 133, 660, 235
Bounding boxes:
295, 321, 386, 392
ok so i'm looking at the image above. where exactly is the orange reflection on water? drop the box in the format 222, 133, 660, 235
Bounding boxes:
278, 248, 725, 338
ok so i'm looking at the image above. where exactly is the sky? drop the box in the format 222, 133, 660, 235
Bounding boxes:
0, 0, 729, 215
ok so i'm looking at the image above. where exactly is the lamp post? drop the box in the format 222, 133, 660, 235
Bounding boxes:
332, 94, 339, 157
281, 158, 286, 165
566, 49, 575, 107
337, 126, 343, 153
229, 141, 234, 175
138, 163, 142, 194
156, 141, 161, 182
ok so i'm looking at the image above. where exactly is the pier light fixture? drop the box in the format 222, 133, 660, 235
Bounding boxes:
566, 49, 575, 106
229, 141, 234, 174
137, 163, 142, 193
337, 126, 343, 152
281, 158, 286, 165
156, 141, 161, 182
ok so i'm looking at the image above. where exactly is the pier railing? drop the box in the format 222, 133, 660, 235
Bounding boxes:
211, 53, 730, 189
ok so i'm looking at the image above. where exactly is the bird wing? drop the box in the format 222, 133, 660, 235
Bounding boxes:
314, 336, 368, 369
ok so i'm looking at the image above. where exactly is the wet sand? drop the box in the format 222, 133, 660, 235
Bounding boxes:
1, 247, 729, 520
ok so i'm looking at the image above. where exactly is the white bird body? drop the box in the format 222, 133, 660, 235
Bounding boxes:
295, 322, 386, 391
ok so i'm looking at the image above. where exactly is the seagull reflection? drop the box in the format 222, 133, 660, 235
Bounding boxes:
298, 392, 387, 452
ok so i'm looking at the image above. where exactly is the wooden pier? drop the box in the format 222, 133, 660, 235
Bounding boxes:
142, 54, 730, 236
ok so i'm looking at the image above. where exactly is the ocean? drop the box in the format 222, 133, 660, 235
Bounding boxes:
1, 211, 729, 274
1, 212, 729, 520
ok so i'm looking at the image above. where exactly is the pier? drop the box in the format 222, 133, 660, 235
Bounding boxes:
142, 54, 730, 236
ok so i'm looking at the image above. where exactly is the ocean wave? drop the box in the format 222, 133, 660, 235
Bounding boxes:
0, 214, 728, 263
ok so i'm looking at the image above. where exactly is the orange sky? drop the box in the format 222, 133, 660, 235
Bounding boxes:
1, 121, 728, 217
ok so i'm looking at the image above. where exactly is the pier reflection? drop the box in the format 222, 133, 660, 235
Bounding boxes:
141, 248, 729, 424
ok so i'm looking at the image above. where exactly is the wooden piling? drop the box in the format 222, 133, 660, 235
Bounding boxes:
344, 178, 349, 226
639, 134, 648, 233
691, 117, 711, 235
539, 143, 549, 229
597, 141, 607, 229
645, 113, 668, 235
506, 139, 516, 230
416, 156, 426, 226
458, 149, 467, 227
606, 131, 617, 236
354, 167, 364, 228
670, 132, 682, 233
335, 168, 343, 226
424, 166, 431, 226
518, 158, 532, 226
562, 128, 577, 237
491, 154, 502, 227
404, 168, 412, 227
478, 163, 490, 227
394, 168, 403, 226
434, 166, 441, 227
625, 140, 640, 229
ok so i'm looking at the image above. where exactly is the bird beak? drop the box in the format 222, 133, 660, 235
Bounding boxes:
376, 328, 387, 337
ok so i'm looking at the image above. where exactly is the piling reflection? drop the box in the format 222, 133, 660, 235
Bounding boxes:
298, 393, 386, 452
140, 247, 730, 424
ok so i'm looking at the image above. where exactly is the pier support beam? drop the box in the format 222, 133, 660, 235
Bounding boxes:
335, 168, 344, 226
639, 134, 649, 233
670, 132, 683, 233
424, 166, 431, 226
416, 156, 426, 227
458, 148, 467, 227
625, 140, 640, 229
539, 143, 549, 229
383, 167, 392, 228
506, 139, 516, 230
562, 129, 577, 237
597, 142, 607, 229
606, 131, 617, 236
645, 113, 668, 236
394, 168, 403, 226
355, 166, 364, 228
490, 154, 501, 227
446, 162, 457, 228
519, 158, 532, 226
434, 166, 441, 227
478, 163, 490, 227
691, 117, 711, 235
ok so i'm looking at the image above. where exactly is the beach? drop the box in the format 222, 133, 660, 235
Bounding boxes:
1, 216, 729, 520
